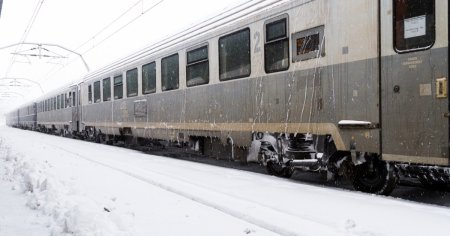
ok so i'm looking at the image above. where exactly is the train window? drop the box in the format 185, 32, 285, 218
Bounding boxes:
186, 45, 209, 87
57, 95, 61, 110
103, 78, 111, 101
88, 85, 93, 104
61, 94, 65, 109
142, 62, 156, 94
67, 93, 71, 108
114, 75, 123, 99
161, 54, 179, 91
292, 25, 325, 62
72, 92, 76, 106
94, 81, 101, 103
394, 0, 435, 53
265, 16, 289, 73
219, 28, 251, 81
53, 97, 56, 111
126, 68, 138, 97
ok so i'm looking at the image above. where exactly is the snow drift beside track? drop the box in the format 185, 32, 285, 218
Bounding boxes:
0, 138, 133, 236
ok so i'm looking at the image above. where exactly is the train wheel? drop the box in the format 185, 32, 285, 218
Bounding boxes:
266, 161, 294, 178
352, 159, 398, 195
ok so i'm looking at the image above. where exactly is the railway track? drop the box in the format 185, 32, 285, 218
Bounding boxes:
45, 143, 346, 236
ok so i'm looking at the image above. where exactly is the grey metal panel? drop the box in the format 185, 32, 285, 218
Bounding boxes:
381, 48, 449, 160
79, 57, 383, 153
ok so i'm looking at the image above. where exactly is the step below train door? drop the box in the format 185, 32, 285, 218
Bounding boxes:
380, 0, 449, 166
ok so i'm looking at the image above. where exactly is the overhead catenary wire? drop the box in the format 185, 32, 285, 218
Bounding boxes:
80, 0, 166, 55
83, 0, 292, 81
74, 0, 146, 52
4, 0, 45, 77
39, 0, 168, 82
41, 0, 272, 83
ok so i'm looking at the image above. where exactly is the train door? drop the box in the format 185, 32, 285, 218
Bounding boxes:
380, 0, 449, 166
70, 85, 79, 133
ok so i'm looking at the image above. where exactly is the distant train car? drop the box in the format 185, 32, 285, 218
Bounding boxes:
17, 102, 37, 130
35, 84, 79, 136
13, 0, 450, 194
5, 110, 19, 128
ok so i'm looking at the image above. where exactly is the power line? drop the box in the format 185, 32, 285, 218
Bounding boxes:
4, 0, 45, 77
74, 0, 144, 52
81, 0, 165, 55
39, 0, 165, 82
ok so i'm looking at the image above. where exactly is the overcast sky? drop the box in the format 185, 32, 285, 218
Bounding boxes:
0, 0, 247, 113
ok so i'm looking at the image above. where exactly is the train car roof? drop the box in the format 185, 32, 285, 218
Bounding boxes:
82, 0, 298, 82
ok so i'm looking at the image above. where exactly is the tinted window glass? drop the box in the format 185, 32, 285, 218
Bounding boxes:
265, 17, 289, 73
219, 28, 251, 81
57, 95, 60, 109
88, 85, 92, 104
114, 75, 123, 99
103, 78, 111, 101
142, 62, 156, 94
266, 19, 286, 42
94, 81, 101, 103
126, 68, 138, 97
187, 46, 209, 87
161, 54, 179, 91
394, 0, 435, 52
72, 92, 76, 106
61, 94, 65, 108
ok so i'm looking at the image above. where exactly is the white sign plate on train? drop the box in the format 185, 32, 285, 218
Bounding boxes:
404, 15, 426, 39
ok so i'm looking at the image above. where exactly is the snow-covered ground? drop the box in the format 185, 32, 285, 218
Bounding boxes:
1, 126, 450, 236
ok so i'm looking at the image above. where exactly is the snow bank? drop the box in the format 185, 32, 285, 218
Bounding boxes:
0, 139, 133, 236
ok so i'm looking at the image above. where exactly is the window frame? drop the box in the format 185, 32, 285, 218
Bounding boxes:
57, 95, 61, 110
142, 61, 156, 94
126, 68, 138, 97
292, 25, 325, 62
103, 77, 111, 102
88, 84, 93, 104
218, 28, 251, 81
393, 0, 436, 53
161, 53, 180, 92
114, 75, 123, 100
94, 81, 101, 103
264, 14, 290, 73
186, 44, 210, 87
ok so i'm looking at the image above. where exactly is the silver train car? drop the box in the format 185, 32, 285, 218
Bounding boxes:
7, 0, 450, 194
5, 103, 36, 130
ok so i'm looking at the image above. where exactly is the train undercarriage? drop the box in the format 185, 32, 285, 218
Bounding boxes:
33, 124, 450, 195
251, 132, 449, 195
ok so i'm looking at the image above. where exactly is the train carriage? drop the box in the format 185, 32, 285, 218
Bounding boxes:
35, 84, 79, 135
7, 0, 450, 194
17, 102, 37, 130
5, 110, 19, 128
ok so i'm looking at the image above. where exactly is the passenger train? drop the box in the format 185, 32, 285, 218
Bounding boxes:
5, 0, 450, 195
